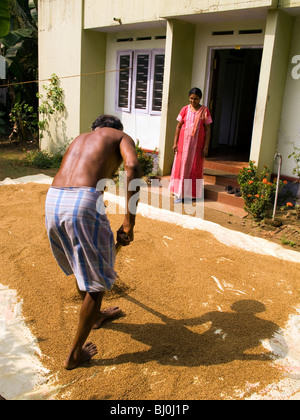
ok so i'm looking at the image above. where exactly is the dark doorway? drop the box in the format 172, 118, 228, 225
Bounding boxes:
208, 48, 262, 161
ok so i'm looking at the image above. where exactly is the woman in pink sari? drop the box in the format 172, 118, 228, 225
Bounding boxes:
169, 88, 212, 202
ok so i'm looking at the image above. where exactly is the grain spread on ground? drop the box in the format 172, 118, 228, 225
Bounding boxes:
0, 183, 299, 400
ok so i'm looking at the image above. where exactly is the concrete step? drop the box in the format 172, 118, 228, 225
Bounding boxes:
204, 183, 244, 209
147, 172, 245, 214
203, 173, 240, 188
204, 159, 246, 175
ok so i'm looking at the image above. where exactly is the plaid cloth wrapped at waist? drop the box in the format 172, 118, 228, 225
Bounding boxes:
45, 186, 116, 293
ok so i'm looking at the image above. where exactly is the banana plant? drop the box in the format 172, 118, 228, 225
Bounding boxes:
0, 111, 6, 134
0, 0, 38, 140
0, 0, 38, 89
0, 0, 10, 38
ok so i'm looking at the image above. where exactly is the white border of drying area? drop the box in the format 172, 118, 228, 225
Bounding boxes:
0, 174, 299, 400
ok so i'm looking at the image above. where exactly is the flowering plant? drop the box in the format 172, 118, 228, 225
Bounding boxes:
238, 160, 285, 220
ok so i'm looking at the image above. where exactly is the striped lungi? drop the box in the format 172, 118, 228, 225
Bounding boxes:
45, 186, 116, 293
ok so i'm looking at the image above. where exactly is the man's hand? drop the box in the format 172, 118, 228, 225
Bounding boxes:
116, 225, 133, 246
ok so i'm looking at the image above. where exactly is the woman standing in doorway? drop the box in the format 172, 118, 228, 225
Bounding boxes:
169, 87, 212, 202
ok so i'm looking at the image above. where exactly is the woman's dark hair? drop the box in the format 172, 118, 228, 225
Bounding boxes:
91, 115, 123, 131
189, 87, 202, 99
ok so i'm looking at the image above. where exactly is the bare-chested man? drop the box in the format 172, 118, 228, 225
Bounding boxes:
45, 115, 141, 370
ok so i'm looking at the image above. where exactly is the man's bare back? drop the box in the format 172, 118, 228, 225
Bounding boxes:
52, 127, 137, 188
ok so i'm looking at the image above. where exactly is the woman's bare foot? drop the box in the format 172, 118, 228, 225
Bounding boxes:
64, 342, 98, 370
92, 306, 123, 329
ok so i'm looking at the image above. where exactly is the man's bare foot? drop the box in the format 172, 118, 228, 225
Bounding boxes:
92, 306, 123, 329
64, 342, 98, 370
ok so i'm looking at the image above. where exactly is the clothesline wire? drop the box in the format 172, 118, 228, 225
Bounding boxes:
0, 67, 131, 89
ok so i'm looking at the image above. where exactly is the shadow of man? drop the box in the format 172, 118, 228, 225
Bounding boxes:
98, 298, 287, 367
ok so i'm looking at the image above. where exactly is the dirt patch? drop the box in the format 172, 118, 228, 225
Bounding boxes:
0, 183, 299, 400
205, 208, 300, 252
0, 140, 57, 181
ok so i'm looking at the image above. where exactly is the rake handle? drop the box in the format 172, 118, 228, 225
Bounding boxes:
116, 242, 122, 255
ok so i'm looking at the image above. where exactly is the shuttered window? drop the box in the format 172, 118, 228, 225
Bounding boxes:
116, 49, 165, 114
116, 51, 132, 112
151, 53, 165, 113
134, 53, 150, 111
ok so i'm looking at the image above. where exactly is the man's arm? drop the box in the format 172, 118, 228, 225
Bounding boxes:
118, 134, 141, 245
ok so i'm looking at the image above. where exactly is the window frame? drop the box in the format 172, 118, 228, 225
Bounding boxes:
132, 49, 151, 114
115, 50, 133, 113
115, 49, 165, 115
149, 49, 165, 115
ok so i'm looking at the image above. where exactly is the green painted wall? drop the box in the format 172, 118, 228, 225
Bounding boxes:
80, 30, 107, 133
250, 10, 294, 172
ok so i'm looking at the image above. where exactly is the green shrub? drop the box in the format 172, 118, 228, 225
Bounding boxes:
119, 140, 154, 177
135, 141, 154, 176
23, 149, 63, 169
238, 160, 285, 220
10, 102, 38, 140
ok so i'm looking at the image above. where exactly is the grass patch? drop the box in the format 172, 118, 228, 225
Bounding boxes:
280, 236, 296, 247
22, 149, 63, 169
0, 141, 59, 180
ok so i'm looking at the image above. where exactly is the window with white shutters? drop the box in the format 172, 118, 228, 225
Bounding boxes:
151, 52, 165, 113
134, 52, 150, 111
116, 49, 165, 114
116, 51, 132, 112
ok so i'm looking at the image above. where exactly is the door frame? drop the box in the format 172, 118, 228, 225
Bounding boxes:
205, 45, 263, 157
204, 45, 263, 107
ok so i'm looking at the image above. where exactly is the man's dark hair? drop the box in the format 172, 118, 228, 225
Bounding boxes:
91, 115, 124, 131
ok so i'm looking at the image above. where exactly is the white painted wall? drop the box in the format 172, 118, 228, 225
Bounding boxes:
277, 18, 300, 178
84, 0, 276, 30
104, 29, 166, 150
192, 20, 265, 103
38, 0, 83, 152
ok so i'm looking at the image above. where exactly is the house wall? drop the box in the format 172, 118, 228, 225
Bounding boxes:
99, 16, 268, 168
277, 17, 300, 178
279, 0, 300, 6
80, 30, 106, 134
84, 0, 277, 30
38, 0, 300, 179
192, 20, 265, 101
38, 0, 83, 152
251, 9, 294, 174
38, 0, 107, 151
157, 20, 265, 174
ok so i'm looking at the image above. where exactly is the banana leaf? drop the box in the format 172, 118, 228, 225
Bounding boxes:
0, 27, 36, 48
0, 0, 10, 38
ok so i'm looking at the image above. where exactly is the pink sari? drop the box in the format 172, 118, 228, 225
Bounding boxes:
169, 105, 212, 198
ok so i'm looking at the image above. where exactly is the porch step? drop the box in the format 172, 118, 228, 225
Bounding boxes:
204, 182, 245, 209
203, 173, 239, 189
204, 158, 247, 209
204, 159, 247, 175
149, 165, 246, 214
203, 165, 245, 210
